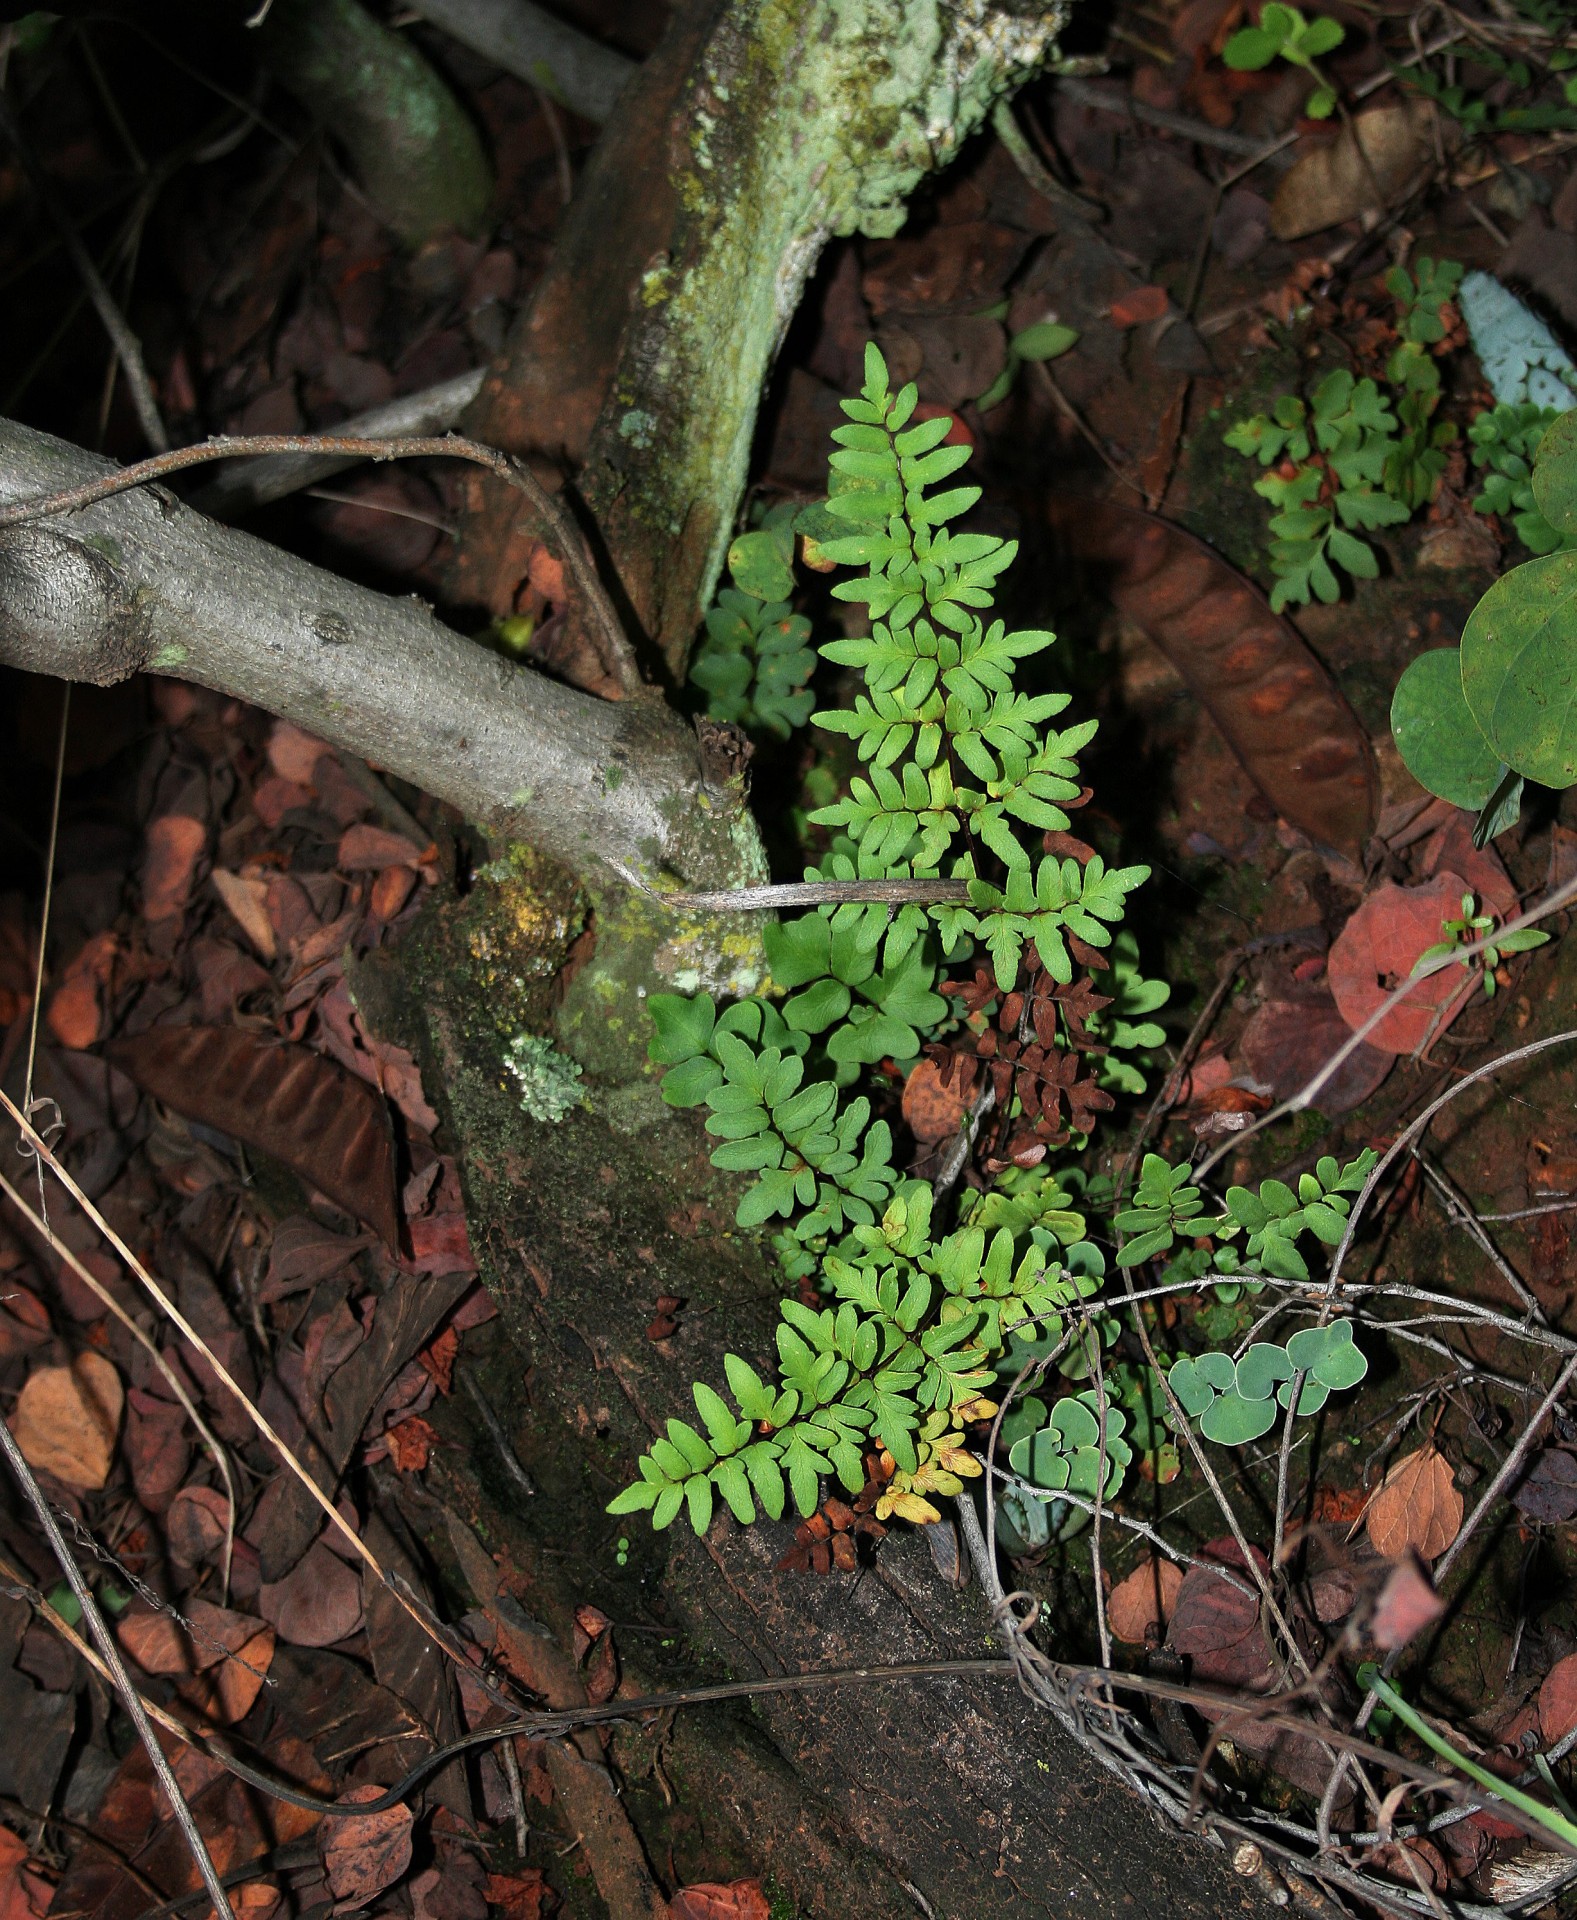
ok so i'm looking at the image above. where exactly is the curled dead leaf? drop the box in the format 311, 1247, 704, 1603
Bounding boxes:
11, 1352, 123, 1490
211, 870, 277, 961
1271, 100, 1438, 241
1365, 1448, 1463, 1562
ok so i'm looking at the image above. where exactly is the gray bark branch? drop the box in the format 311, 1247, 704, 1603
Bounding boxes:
402, 0, 638, 123
0, 417, 740, 888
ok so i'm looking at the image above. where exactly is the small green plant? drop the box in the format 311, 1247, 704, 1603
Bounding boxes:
613, 346, 1375, 1545
1468, 403, 1577, 555
1412, 890, 1548, 997
504, 1032, 584, 1121
1224, 261, 1464, 610
1169, 1321, 1368, 1444
1223, 3, 1345, 119
977, 316, 1081, 412
1392, 408, 1577, 833
689, 504, 817, 739
1395, 37, 1577, 137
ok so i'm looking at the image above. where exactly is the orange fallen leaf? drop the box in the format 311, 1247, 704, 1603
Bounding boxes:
142, 814, 207, 922
1108, 1556, 1184, 1644
369, 866, 417, 923
44, 931, 117, 1050
337, 823, 433, 873
267, 720, 329, 787
1540, 1652, 1577, 1746
901, 1056, 974, 1145
1110, 285, 1170, 328
1365, 1447, 1463, 1561
1328, 875, 1476, 1055
11, 1352, 123, 1489
385, 1415, 437, 1473
319, 1785, 412, 1910
482, 1870, 546, 1920
0, 1825, 52, 1920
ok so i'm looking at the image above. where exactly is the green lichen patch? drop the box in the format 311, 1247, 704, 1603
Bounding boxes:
504, 1032, 585, 1122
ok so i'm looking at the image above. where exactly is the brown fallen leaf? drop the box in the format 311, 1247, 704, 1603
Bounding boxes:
1110, 284, 1170, 328
1370, 1552, 1445, 1650
319, 1784, 413, 1911
1108, 1557, 1184, 1644
124, 1387, 191, 1513
902, 1054, 974, 1144
259, 1538, 364, 1647
165, 1485, 233, 1567
369, 866, 418, 923
1044, 497, 1377, 858
337, 823, 433, 873
1271, 99, 1438, 241
44, 932, 117, 1050
669, 1882, 771, 1920
1327, 875, 1478, 1056
482, 1870, 547, 1920
107, 1025, 399, 1247
1512, 1447, 1577, 1524
11, 1352, 123, 1490
1237, 984, 1393, 1116
267, 720, 330, 787
1366, 1447, 1464, 1561
0, 1825, 52, 1920
384, 1415, 437, 1472
211, 870, 277, 961
142, 814, 207, 922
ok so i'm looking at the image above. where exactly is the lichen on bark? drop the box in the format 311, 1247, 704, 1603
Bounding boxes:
579, 0, 1068, 674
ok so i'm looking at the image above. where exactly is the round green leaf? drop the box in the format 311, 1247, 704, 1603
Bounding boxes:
998, 1396, 1047, 1451
1461, 549, 1577, 786
1049, 1398, 1101, 1447
727, 528, 796, 602
1276, 1373, 1330, 1415
1200, 1390, 1278, 1445
1284, 1323, 1336, 1372
1531, 407, 1577, 541
1235, 1342, 1295, 1401
1011, 322, 1079, 363
996, 1488, 1052, 1554
1018, 1430, 1072, 1492
1391, 649, 1504, 808
1169, 1350, 1233, 1416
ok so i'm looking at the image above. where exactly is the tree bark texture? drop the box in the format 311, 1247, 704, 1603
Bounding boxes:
0, 419, 749, 894
455, 0, 1068, 676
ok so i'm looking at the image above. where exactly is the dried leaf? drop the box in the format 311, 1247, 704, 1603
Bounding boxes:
268, 720, 330, 787
902, 1055, 974, 1144
1370, 1552, 1445, 1650
107, 1025, 399, 1246
11, 1352, 123, 1490
259, 1539, 364, 1647
1512, 1448, 1577, 1524
319, 1785, 413, 1911
1237, 985, 1393, 1115
1109, 1557, 1184, 1644
45, 932, 116, 1050
1169, 1540, 1274, 1688
668, 1882, 771, 1920
0, 1827, 52, 1920
482, 1871, 546, 1920
385, 1416, 437, 1472
211, 870, 277, 961
337, 824, 433, 874
1046, 498, 1376, 857
1540, 1651, 1577, 1745
369, 867, 418, 923
125, 1387, 191, 1513
1110, 285, 1170, 328
166, 1485, 232, 1567
142, 814, 207, 922
1366, 1448, 1463, 1561
1328, 876, 1478, 1056
1271, 100, 1437, 241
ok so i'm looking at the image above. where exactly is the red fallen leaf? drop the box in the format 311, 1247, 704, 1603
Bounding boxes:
1328, 875, 1479, 1055
1109, 1557, 1184, 1644
252, 775, 315, 830
416, 1324, 458, 1393
319, 1784, 413, 1911
106, 1025, 399, 1247
1169, 1539, 1273, 1688
166, 1484, 232, 1567
190, 937, 273, 1024
385, 1415, 437, 1472
1237, 985, 1394, 1116
482, 1870, 547, 1920
1042, 498, 1377, 858
259, 1538, 364, 1646
142, 814, 207, 922
407, 1213, 477, 1276
1540, 1651, 1577, 1745
338, 823, 434, 873
45, 931, 117, 1050
645, 1293, 684, 1341
1418, 810, 1518, 922
125, 1387, 191, 1513
268, 720, 329, 787
669, 1882, 771, 1920
450, 1283, 498, 1331
0, 1825, 53, 1920
572, 1604, 610, 1661
1370, 1551, 1445, 1650
1110, 284, 1170, 327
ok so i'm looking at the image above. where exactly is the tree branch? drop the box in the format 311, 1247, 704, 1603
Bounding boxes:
0, 417, 745, 889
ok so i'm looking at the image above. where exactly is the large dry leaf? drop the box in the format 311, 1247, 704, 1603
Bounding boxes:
141, 814, 207, 923
11, 1352, 123, 1490
1108, 1557, 1184, 1645
0, 1826, 51, 1920
1540, 1652, 1577, 1745
259, 1539, 364, 1647
1366, 1448, 1464, 1561
1271, 100, 1437, 241
118, 1601, 274, 1724
107, 1025, 398, 1246
1328, 874, 1478, 1055
1237, 983, 1393, 1115
210, 870, 276, 960
319, 1785, 413, 1911
1046, 498, 1377, 858
668, 1883, 771, 1920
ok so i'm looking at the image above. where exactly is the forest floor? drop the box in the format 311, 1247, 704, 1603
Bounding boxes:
3, 0, 1577, 1915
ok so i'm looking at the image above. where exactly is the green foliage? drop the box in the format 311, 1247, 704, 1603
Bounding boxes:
1468, 403, 1576, 554
1396, 39, 1577, 136
976, 317, 1080, 412
1169, 1321, 1368, 1445
1223, 3, 1344, 118
1394, 410, 1577, 820
690, 504, 816, 738
1412, 890, 1549, 997
1224, 264, 1463, 609
503, 1032, 584, 1122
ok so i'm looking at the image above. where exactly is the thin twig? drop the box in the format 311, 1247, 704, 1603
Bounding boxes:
1416, 1151, 1546, 1324
0, 1424, 235, 1920
0, 429, 642, 697
608, 863, 969, 913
